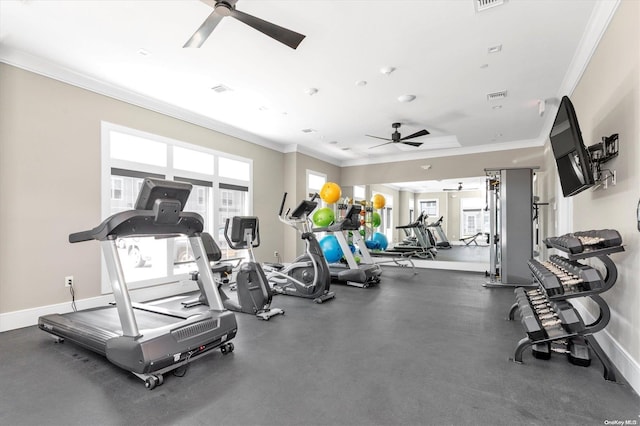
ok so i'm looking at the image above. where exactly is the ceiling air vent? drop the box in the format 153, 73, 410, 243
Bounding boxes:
487, 90, 508, 101
211, 84, 232, 93
475, 0, 505, 12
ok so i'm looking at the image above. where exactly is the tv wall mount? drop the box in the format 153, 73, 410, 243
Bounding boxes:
589, 133, 619, 189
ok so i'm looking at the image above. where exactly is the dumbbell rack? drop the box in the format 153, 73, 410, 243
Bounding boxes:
508, 229, 624, 381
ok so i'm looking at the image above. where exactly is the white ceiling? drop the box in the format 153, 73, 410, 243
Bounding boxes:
0, 0, 617, 168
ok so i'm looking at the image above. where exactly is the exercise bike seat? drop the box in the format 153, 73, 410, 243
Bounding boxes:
189, 233, 234, 279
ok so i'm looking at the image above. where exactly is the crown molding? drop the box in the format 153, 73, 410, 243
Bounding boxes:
0, 47, 285, 153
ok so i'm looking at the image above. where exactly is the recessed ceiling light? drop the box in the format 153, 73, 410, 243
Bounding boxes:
488, 44, 502, 54
398, 94, 416, 103
137, 48, 150, 56
355, 80, 367, 86
258, 106, 268, 111
305, 88, 318, 96
380, 66, 396, 76
341, 147, 350, 151
329, 141, 338, 144
480, 63, 489, 69
301, 128, 317, 133
492, 105, 502, 109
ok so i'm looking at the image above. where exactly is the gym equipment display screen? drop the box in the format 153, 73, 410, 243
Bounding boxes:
134, 178, 192, 211
549, 96, 594, 197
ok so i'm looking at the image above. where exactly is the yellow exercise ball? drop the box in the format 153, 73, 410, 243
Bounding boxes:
372, 194, 386, 209
320, 182, 342, 204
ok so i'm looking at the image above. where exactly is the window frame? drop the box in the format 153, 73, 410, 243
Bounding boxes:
419, 199, 439, 218
100, 121, 252, 293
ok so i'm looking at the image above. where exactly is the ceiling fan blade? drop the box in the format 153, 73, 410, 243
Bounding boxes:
183, 11, 224, 48
229, 8, 306, 49
400, 129, 430, 141
401, 141, 423, 147
365, 134, 393, 141
369, 141, 394, 149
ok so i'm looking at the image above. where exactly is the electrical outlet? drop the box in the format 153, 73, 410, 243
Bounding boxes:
274, 251, 279, 258
611, 170, 617, 186
65, 276, 74, 288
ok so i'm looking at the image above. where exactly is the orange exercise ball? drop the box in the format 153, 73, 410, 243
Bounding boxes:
372, 194, 386, 209
319, 182, 342, 204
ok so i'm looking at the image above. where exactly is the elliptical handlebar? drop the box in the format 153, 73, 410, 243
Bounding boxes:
277, 193, 318, 233
278, 192, 288, 216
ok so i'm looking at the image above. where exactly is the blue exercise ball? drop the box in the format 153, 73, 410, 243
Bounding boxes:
319, 235, 343, 263
365, 240, 380, 250
370, 232, 388, 250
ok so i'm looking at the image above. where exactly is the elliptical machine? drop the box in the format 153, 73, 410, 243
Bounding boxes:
183, 218, 284, 321
265, 193, 336, 304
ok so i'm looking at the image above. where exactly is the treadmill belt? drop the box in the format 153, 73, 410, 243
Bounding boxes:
70, 306, 182, 332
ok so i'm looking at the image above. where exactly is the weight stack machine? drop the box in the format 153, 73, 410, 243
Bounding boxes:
484, 168, 537, 288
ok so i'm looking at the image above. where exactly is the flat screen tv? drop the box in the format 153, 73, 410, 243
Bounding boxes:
549, 96, 595, 197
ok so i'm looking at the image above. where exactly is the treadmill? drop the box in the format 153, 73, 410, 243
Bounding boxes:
318, 205, 382, 288
385, 211, 437, 259
39, 178, 238, 390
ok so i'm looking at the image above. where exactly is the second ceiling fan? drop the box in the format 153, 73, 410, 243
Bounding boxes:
367, 123, 430, 149
184, 0, 306, 49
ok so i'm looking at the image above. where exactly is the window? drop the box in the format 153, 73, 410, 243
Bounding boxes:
219, 157, 250, 181
111, 177, 123, 200
353, 185, 365, 202
419, 200, 438, 217
460, 197, 488, 237
174, 146, 214, 175
307, 170, 326, 197
101, 122, 252, 292
218, 183, 250, 257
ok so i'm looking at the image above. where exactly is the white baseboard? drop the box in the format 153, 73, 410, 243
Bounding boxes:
571, 299, 640, 396
0, 280, 197, 332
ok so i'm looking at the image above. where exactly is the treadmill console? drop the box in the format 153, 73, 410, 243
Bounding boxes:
342, 205, 362, 230
134, 178, 192, 211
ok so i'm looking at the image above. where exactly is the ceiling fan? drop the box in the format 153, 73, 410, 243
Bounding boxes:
443, 182, 479, 191
366, 123, 430, 149
183, 0, 306, 49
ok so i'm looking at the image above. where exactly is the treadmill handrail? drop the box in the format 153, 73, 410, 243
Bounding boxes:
69, 210, 204, 243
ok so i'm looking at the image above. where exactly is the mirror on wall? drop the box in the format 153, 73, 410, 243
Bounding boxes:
347, 177, 491, 271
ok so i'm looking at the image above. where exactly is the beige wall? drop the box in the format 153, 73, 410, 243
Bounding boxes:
565, 0, 640, 376
340, 147, 545, 186
279, 152, 341, 260
0, 64, 285, 313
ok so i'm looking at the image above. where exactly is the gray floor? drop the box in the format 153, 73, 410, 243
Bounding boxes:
433, 244, 490, 262
1, 268, 638, 426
